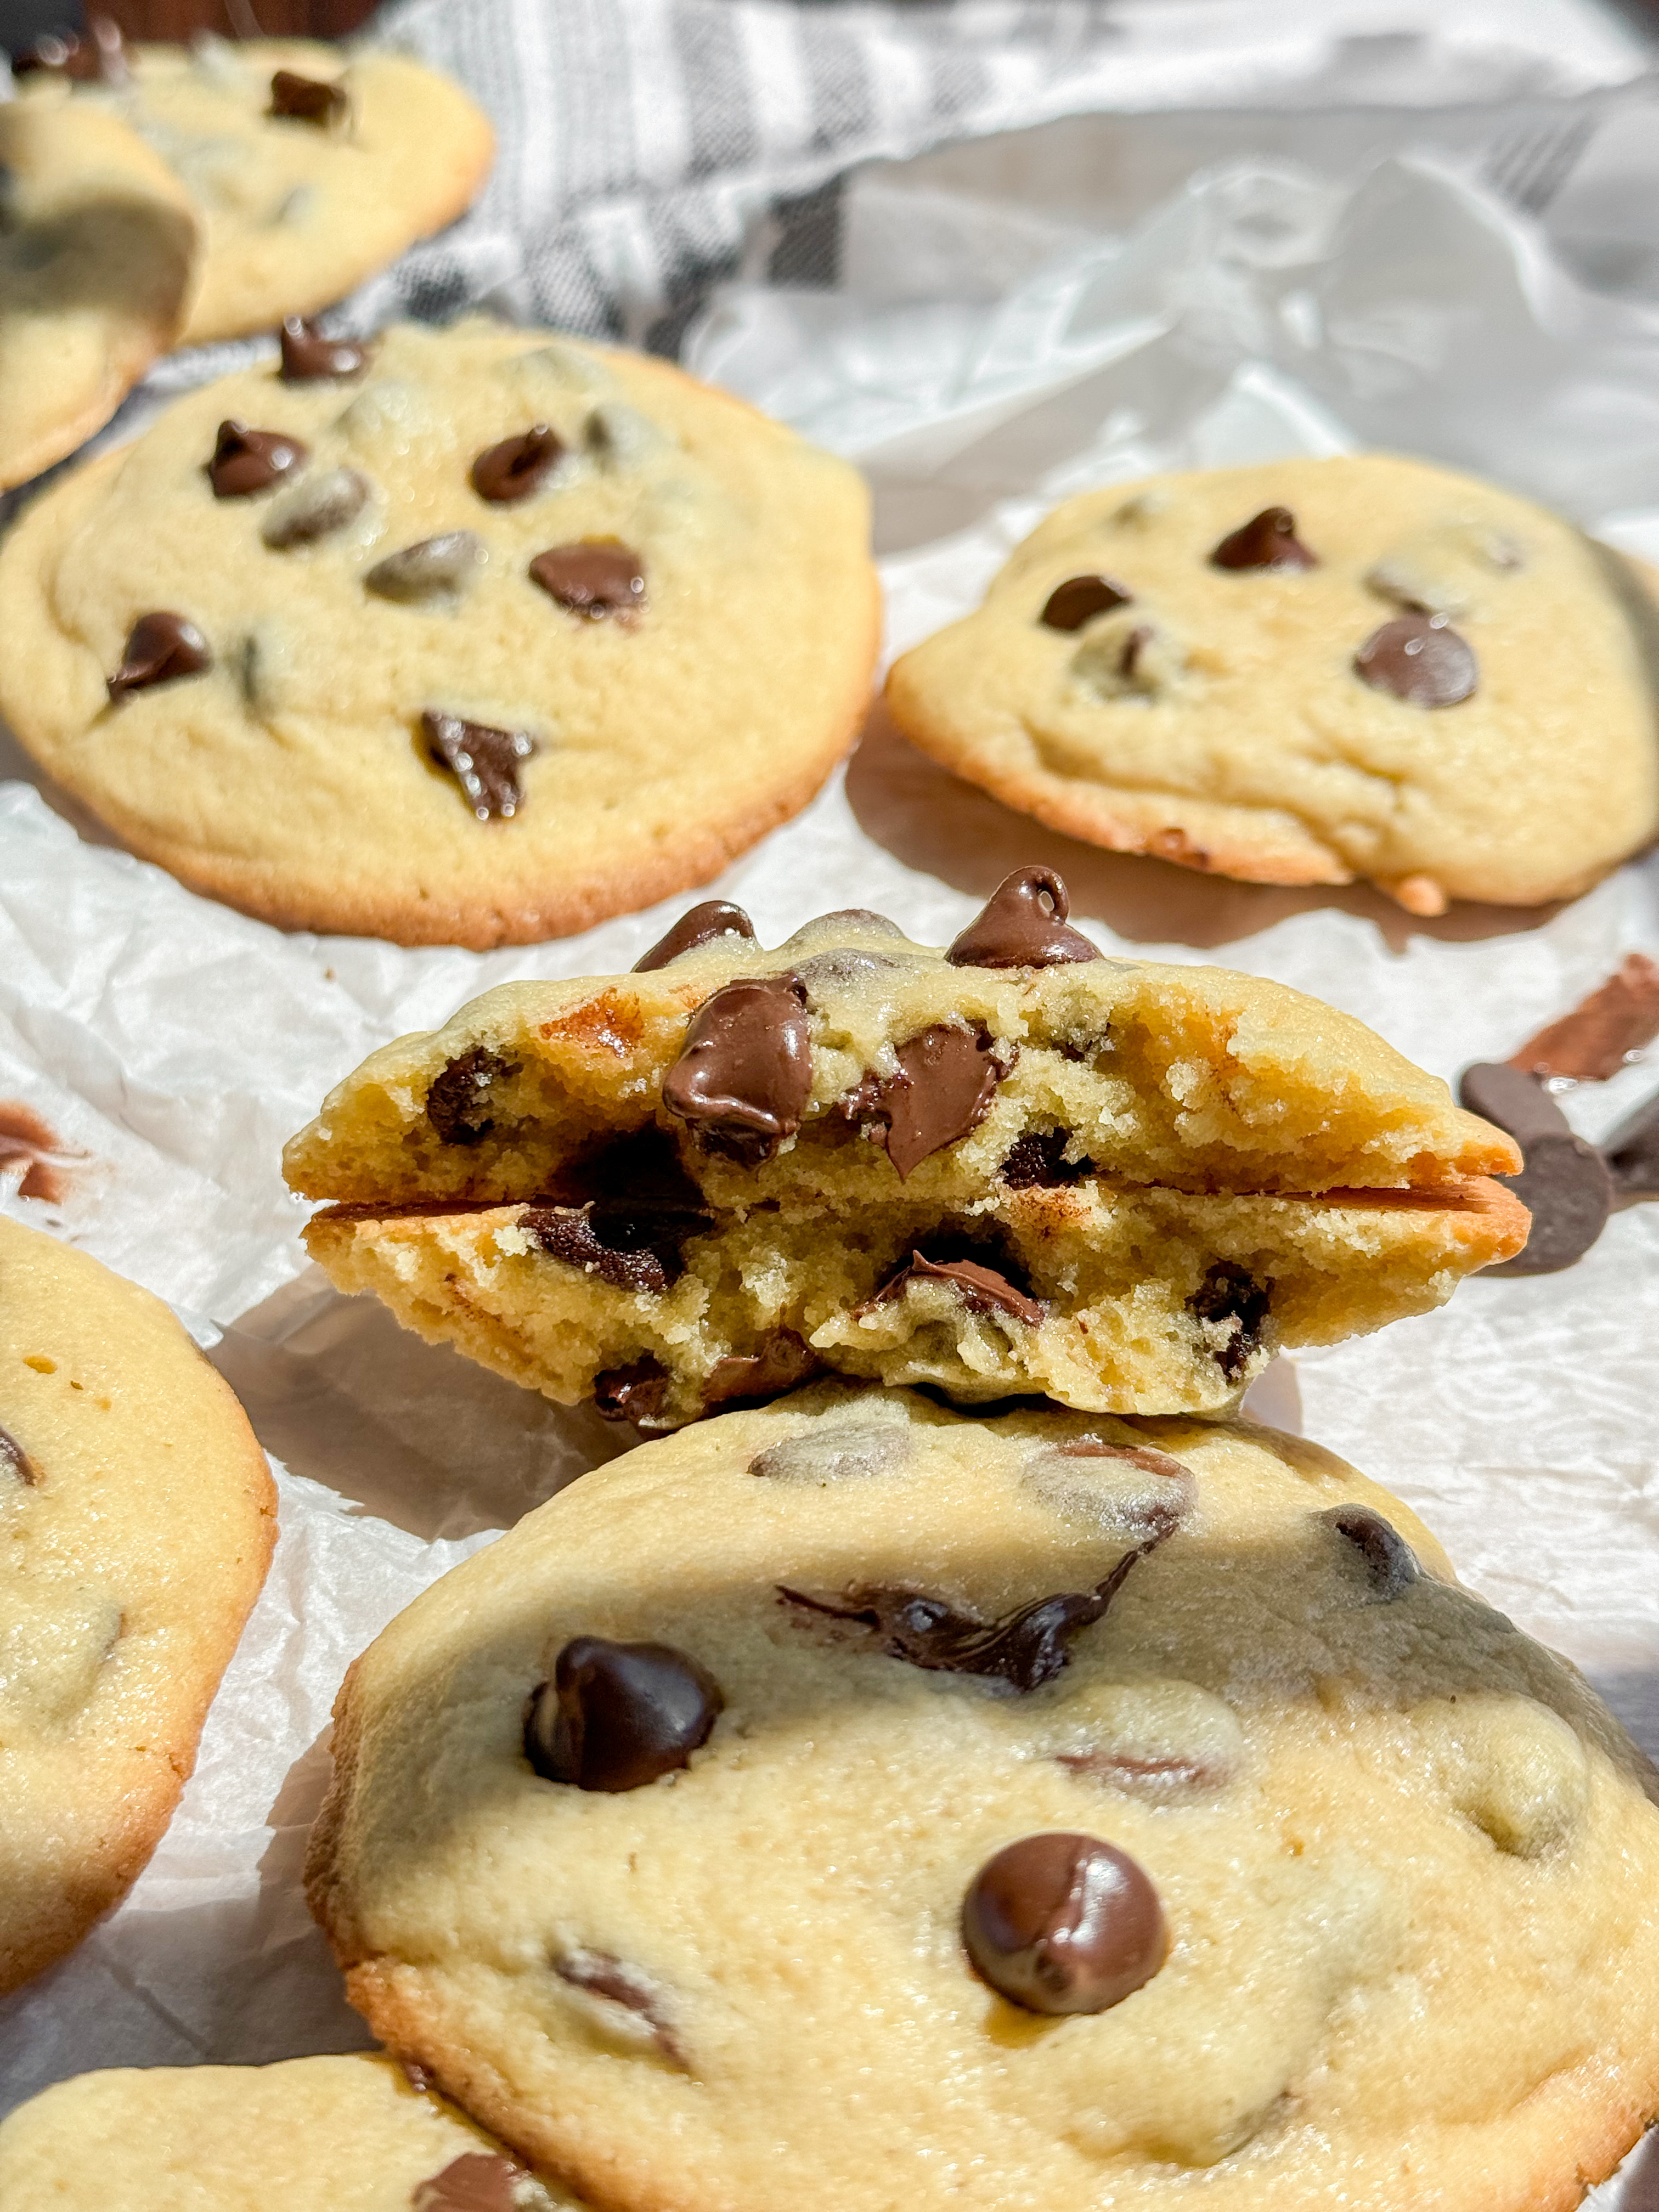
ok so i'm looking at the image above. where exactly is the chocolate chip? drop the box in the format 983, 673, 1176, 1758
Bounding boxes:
1189, 1264, 1270, 1380
0, 1422, 36, 1487
785, 909, 908, 949
703, 1330, 819, 1410
779, 1548, 1139, 1694
1322, 1505, 1421, 1597
207, 420, 308, 499
795, 950, 902, 996
1000, 1128, 1086, 1189
749, 1423, 909, 1483
1038, 1440, 1195, 1544
526, 1635, 723, 1792
530, 540, 647, 620
867, 1249, 1045, 1328
278, 317, 371, 382
1458, 1064, 1611, 1274
946, 868, 1101, 969
366, 533, 486, 603
13, 14, 125, 81
1354, 614, 1477, 708
425, 1046, 519, 1147
850, 1024, 1011, 1180
260, 466, 369, 549
662, 975, 811, 1165
520, 1171, 711, 1292
1040, 574, 1135, 631
1056, 1751, 1222, 1795
961, 1833, 1167, 2015
1459, 1061, 1573, 1149
411, 2153, 521, 2212
554, 1949, 686, 2066
1605, 1090, 1659, 1202
422, 710, 537, 821
1508, 955, 1659, 1084
592, 1355, 672, 1426
107, 613, 211, 702
269, 69, 349, 125
1209, 506, 1317, 571
633, 900, 757, 972
471, 426, 564, 504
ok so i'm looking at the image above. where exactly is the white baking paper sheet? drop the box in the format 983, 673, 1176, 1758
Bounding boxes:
2, 127, 1658, 2205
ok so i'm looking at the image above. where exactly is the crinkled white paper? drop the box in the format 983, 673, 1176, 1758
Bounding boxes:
3, 114, 1659, 2204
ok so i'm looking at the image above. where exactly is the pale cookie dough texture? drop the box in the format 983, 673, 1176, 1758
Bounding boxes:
286, 873, 1526, 1429
0, 2052, 583, 2210
0, 1216, 275, 1995
0, 98, 198, 490
307, 1385, 1659, 2212
15, 36, 494, 344
0, 320, 878, 947
885, 455, 1659, 915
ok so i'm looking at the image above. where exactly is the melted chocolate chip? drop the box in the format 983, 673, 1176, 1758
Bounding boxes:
411, 2153, 521, 2212
526, 1635, 723, 1791
530, 540, 647, 620
778, 1549, 1138, 1693
471, 426, 564, 504
1606, 1090, 1659, 1203
426, 1046, 520, 1146
269, 69, 349, 125
1000, 1128, 1087, 1189
867, 1250, 1045, 1328
946, 868, 1101, 969
0, 1422, 37, 1487
749, 1423, 909, 1483
366, 533, 486, 603
1045, 1440, 1195, 1544
1209, 506, 1318, 572
1322, 1505, 1420, 1598
703, 1330, 819, 1410
1189, 1264, 1270, 1379
662, 975, 811, 1164
554, 1949, 686, 2066
1041, 574, 1135, 631
633, 900, 757, 972
592, 1355, 672, 1426
422, 711, 537, 821
13, 14, 125, 81
107, 613, 211, 702
261, 467, 369, 549
207, 420, 308, 499
961, 1833, 1167, 2015
1458, 1063, 1611, 1274
278, 317, 371, 382
1354, 614, 1477, 708
1509, 955, 1659, 1084
520, 1173, 711, 1292
851, 1025, 1011, 1180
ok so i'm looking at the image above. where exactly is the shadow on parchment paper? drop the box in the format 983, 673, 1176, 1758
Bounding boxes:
846, 704, 1568, 955
0, 712, 127, 850
1620, 2130, 1659, 2210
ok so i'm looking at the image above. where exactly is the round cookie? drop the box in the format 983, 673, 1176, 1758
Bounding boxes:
307, 1385, 1659, 2212
13, 33, 494, 345
0, 319, 879, 947
0, 1216, 275, 1994
0, 2052, 582, 2209
885, 454, 1659, 915
0, 97, 198, 490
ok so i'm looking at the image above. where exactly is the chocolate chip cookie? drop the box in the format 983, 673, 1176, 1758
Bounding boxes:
0, 1216, 275, 1994
885, 455, 1659, 915
0, 2052, 579, 2207
12, 30, 493, 344
286, 870, 1525, 1427
307, 1384, 1659, 2212
0, 319, 878, 946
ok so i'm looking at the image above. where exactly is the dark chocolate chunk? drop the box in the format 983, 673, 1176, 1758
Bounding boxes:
269, 68, 349, 125
961, 1832, 1167, 2015
778, 1549, 1138, 1694
1040, 574, 1135, 631
592, 1355, 672, 1426
0, 1421, 37, 1487
554, 1949, 686, 2066
107, 613, 211, 702
520, 1170, 711, 1293
1459, 1061, 1573, 1149
12, 14, 125, 81
411, 2151, 521, 2212
867, 1249, 1045, 1328
633, 900, 757, 972
471, 426, 563, 504
261, 467, 370, 549
366, 533, 486, 603
1605, 1090, 1659, 1202
530, 540, 647, 620
422, 710, 537, 821
1322, 1504, 1420, 1597
1458, 1063, 1611, 1274
946, 867, 1101, 969
526, 1635, 723, 1792
278, 317, 371, 382
851, 1024, 1011, 1180
1354, 614, 1477, 708
702, 1330, 819, 1410
207, 419, 308, 499
1189, 1263, 1270, 1380
1210, 506, 1317, 572
662, 975, 811, 1164
1000, 1128, 1086, 1189
425, 1046, 519, 1147
1508, 955, 1659, 1084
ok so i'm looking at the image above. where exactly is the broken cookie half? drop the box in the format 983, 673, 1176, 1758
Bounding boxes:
285, 868, 1527, 1428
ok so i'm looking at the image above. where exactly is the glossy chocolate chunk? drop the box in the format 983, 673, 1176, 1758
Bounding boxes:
778, 1549, 1138, 1693
422, 710, 537, 821
962, 1832, 1167, 2015
1322, 1504, 1421, 1597
1000, 1127, 1087, 1189
662, 975, 811, 1164
1458, 1063, 1610, 1275
1040, 574, 1134, 631
592, 1355, 672, 1426
526, 1635, 723, 1792
1605, 1090, 1659, 1202
425, 1046, 519, 1146
853, 1024, 1010, 1180
107, 612, 211, 702
1209, 506, 1317, 571
260, 466, 369, 549
530, 540, 647, 620
13, 14, 125, 81
207, 419, 308, 499
946, 867, 1101, 969
703, 1329, 819, 1410
1354, 613, 1477, 707
411, 2153, 520, 2212
633, 900, 757, 972
0, 1421, 36, 1487
1509, 955, 1659, 1083
269, 68, 349, 125
1189, 1263, 1269, 1379
555, 1949, 686, 2064
278, 317, 371, 382
521, 1166, 712, 1292
365, 532, 486, 603
471, 425, 563, 503
869, 1249, 1045, 1327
